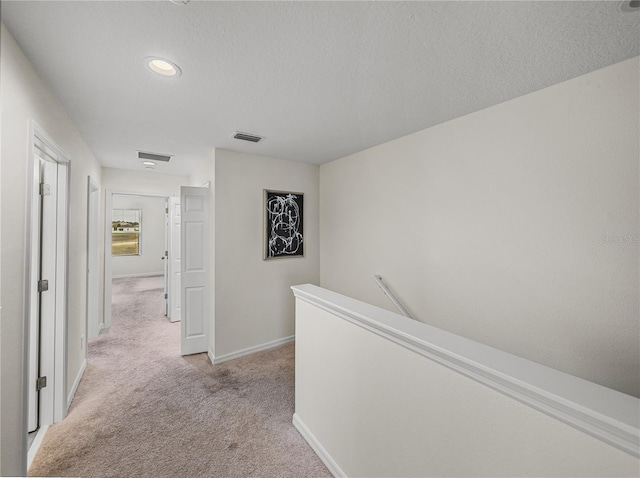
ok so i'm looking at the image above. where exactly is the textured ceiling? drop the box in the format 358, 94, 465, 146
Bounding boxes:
2, 1, 639, 175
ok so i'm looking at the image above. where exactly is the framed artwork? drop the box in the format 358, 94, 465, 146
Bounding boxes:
263, 190, 304, 260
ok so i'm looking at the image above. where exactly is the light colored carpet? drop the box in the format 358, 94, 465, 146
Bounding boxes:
28, 276, 330, 477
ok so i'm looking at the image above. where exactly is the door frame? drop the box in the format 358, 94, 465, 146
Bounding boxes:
103, 190, 171, 330
86, 177, 100, 341
23, 120, 70, 467
167, 196, 181, 323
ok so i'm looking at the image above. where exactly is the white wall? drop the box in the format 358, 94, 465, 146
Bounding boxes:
213, 149, 319, 358
189, 153, 214, 190
102, 167, 188, 197
112, 195, 166, 278
1, 23, 103, 476
320, 57, 640, 398
294, 288, 640, 477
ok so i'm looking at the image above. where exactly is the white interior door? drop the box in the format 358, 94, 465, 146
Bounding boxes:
87, 178, 100, 339
168, 197, 181, 323
180, 187, 209, 355
28, 158, 58, 432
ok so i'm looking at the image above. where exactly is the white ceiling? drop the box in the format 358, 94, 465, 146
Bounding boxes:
2, 1, 639, 175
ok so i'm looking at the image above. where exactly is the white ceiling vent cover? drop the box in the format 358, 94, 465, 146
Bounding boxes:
233, 132, 263, 143
137, 151, 172, 162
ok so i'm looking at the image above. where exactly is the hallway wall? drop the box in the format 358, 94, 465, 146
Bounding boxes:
1, 23, 103, 476
190, 150, 320, 359
102, 167, 188, 197
319, 57, 640, 397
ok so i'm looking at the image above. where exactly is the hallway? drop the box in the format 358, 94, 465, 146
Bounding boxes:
28, 276, 329, 477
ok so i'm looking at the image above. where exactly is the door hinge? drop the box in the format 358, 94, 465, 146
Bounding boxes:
39, 183, 51, 196
38, 279, 49, 292
165, 250, 168, 257
164, 293, 168, 300
166, 207, 169, 214
36, 376, 47, 391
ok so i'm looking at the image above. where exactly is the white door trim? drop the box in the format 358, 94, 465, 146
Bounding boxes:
168, 196, 181, 323
23, 120, 70, 470
103, 190, 172, 330
86, 177, 100, 341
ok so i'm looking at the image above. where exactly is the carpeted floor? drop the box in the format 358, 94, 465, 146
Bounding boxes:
28, 275, 330, 477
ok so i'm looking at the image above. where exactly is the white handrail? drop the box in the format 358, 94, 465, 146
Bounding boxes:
372, 274, 414, 320
292, 284, 640, 460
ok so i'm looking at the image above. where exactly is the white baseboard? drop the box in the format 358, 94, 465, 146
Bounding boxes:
27, 424, 49, 471
207, 349, 215, 365
213, 335, 295, 365
293, 414, 345, 478
112, 272, 164, 279
67, 358, 87, 412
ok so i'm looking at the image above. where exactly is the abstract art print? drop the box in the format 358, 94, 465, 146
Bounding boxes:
264, 190, 304, 259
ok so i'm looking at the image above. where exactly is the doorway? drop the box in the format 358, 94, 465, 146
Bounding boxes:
102, 187, 209, 356
86, 178, 100, 340
103, 192, 175, 331
25, 121, 70, 463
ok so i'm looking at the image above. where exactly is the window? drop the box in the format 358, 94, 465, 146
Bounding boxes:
112, 209, 141, 256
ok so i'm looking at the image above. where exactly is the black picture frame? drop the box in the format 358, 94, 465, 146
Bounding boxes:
263, 190, 304, 260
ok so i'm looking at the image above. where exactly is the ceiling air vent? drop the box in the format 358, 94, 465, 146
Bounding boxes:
233, 131, 263, 143
619, 0, 640, 11
137, 151, 172, 162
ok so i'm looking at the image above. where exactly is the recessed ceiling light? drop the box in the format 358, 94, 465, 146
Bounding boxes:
619, 0, 640, 12
145, 57, 182, 77
142, 161, 156, 166
169, 0, 191, 4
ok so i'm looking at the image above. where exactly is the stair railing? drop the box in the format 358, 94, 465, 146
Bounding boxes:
372, 274, 414, 320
